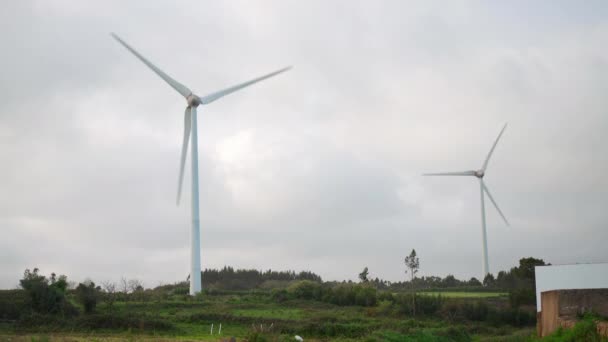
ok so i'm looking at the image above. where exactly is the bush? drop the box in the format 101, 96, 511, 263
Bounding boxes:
438, 299, 535, 327
270, 288, 289, 302
287, 280, 321, 300
461, 301, 489, 321
0, 289, 28, 320
377, 291, 395, 302
323, 284, 377, 307
509, 287, 535, 307
15, 313, 64, 330
377, 300, 395, 316
73, 313, 175, 331
416, 294, 443, 315
75, 281, 100, 313
439, 301, 462, 322
438, 326, 471, 342
395, 293, 443, 316
19, 268, 75, 316
355, 286, 377, 306
541, 317, 606, 342
487, 307, 536, 327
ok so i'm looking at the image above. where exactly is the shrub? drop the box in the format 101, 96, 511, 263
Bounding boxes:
0, 289, 28, 320
509, 287, 535, 307
355, 286, 377, 306
377, 300, 395, 316
19, 268, 74, 316
270, 288, 289, 302
416, 294, 443, 315
377, 291, 395, 303
75, 281, 100, 313
439, 301, 461, 322
73, 313, 175, 331
438, 326, 471, 342
287, 280, 321, 300
438, 299, 535, 327
487, 307, 536, 327
541, 317, 606, 342
461, 301, 489, 321
395, 293, 443, 316
322, 283, 377, 307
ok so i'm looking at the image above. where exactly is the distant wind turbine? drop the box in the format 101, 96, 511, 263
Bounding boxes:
111, 33, 291, 295
424, 123, 509, 278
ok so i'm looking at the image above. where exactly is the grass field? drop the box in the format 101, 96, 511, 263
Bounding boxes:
0, 290, 536, 341
419, 291, 508, 298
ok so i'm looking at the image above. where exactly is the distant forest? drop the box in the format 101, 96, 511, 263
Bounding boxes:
198, 266, 322, 290
194, 257, 546, 294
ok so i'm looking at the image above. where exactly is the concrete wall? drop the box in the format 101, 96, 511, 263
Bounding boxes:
535, 263, 608, 312
540, 290, 559, 337
558, 289, 608, 318
539, 289, 608, 337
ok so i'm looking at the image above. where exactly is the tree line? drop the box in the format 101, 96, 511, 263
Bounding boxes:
1, 255, 546, 323
199, 266, 322, 290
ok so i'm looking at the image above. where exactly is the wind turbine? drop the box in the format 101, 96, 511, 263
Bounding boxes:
111, 33, 290, 295
423, 123, 509, 278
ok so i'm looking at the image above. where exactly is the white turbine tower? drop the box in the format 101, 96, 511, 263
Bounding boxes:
111, 33, 290, 295
424, 123, 509, 278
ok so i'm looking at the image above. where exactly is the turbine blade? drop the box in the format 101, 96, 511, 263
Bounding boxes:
423, 171, 476, 176
199, 66, 291, 105
111, 33, 192, 98
481, 180, 509, 226
177, 107, 192, 205
482, 123, 507, 171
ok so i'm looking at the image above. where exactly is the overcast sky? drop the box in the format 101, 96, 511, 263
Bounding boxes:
2, 0, 608, 289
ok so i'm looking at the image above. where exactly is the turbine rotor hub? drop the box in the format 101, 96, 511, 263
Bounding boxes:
187, 94, 201, 107
475, 170, 485, 178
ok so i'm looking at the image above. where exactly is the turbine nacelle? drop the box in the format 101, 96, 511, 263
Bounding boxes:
187, 94, 201, 107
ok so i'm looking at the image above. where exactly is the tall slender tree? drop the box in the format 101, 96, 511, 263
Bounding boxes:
404, 249, 420, 315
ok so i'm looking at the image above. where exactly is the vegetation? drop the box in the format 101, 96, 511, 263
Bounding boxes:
532, 315, 608, 342
0, 258, 557, 340
405, 249, 420, 315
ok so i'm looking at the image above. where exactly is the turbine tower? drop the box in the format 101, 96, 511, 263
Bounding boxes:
111, 33, 290, 295
424, 124, 509, 278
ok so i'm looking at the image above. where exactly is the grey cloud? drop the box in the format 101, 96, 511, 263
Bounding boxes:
1, 1, 608, 288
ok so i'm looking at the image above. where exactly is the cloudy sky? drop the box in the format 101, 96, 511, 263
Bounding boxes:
2, 0, 608, 289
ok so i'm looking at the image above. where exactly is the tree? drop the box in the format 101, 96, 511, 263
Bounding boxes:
76, 280, 99, 313
19, 268, 71, 315
128, 279, 143, 293
442, 275, 458, 287
404, 249, 420, 282
467, 277, 482, 287
358, 267, 369, 283
483, 273, 495, 287
120, 277, 129, 294
127, 279, 145, 301
512, 257, 546, 282
101, 281, 117, 310
404, 249, 420, 315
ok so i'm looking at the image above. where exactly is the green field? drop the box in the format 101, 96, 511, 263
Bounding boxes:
1, 290, 536, 341
419, 291, 508, 298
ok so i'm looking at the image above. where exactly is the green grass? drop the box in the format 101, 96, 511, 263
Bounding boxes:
0, 291, 530, 341
419, 291, 508, 298
232, 308, 303, 320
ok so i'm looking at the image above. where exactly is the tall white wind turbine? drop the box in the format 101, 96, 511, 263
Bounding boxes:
111, 33, 290, 295
424, 124, 509, 278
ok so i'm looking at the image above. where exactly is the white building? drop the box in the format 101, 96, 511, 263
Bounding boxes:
535, 262, 608, 312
